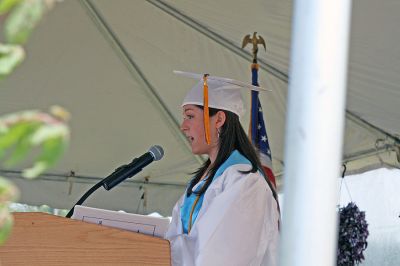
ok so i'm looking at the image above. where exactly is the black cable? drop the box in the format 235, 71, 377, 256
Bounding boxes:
65, 179, 104, 218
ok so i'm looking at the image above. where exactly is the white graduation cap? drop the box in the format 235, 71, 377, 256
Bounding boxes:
174, 70, 270, 144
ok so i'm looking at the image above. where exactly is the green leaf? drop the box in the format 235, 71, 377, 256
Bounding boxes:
0, 43, 25, 80
0, 121, 40, 161
0, 176, 18, 245
0, 122, 27, 160
0, 212, 13, 245
22, 137, 66, 179
22, 161, 47, 179
4, 122, 41, 167
0, 0, 21, 15
3, 133, 33, 166
4, 0, 47, 44
30, 123, 69, 145
0, 176, 18, 202
0, 109, 69, 179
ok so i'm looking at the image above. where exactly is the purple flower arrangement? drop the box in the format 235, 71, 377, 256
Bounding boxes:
337, 202, 369, 265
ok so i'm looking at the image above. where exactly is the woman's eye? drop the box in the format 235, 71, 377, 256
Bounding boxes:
184, 114, 194, 120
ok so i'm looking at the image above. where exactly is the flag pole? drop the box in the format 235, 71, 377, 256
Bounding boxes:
242, 32, 277, 189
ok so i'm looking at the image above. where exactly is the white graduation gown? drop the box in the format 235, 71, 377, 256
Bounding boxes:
165, 163, 280, 266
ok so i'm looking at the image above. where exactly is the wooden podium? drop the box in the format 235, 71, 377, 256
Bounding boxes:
0, 212, 171, 265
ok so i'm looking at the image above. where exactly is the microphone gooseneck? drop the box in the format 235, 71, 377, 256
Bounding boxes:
65, 145, 164, 218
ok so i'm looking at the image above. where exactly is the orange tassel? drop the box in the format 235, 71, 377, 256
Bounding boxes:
203, 74, 210, 145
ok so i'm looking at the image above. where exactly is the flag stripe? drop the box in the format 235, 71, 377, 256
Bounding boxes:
249, 65, 277, 189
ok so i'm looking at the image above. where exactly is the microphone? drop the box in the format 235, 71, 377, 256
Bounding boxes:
102, 145, 164, 191
65, 145, 164, 218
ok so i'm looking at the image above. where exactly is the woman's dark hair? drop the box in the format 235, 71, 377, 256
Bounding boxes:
187, 106, 278, 203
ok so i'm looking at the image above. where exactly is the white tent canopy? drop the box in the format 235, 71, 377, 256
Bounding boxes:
0, 0, 399, 216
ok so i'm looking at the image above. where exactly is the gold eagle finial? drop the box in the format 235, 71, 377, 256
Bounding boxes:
241, 32, 266, 62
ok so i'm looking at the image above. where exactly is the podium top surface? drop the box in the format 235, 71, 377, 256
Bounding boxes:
0, 212, 171, 266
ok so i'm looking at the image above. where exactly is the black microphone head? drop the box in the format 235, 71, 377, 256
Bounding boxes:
149, 145, 164, 161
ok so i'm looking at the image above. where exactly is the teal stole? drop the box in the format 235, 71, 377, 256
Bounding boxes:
180, 150, 251, 234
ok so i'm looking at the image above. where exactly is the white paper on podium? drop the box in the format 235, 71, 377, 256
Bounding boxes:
71, 205, 170, 238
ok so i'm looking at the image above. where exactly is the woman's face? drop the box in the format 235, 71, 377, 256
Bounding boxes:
180, 104, 220, 157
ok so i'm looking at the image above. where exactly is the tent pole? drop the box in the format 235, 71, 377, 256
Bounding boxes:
279, 1, 352, 265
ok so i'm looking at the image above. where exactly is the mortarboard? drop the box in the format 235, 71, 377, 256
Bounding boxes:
174, 70, 270, 144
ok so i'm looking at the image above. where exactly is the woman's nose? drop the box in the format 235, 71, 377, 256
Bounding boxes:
180, 120, 188, 132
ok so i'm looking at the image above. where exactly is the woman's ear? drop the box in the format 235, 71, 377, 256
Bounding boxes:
215, 110, 226, 129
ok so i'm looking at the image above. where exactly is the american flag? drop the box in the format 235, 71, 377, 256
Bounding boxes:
249, 66, 277, 189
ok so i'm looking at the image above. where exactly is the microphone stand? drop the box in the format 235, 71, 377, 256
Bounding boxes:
65, 146, 162, 218
65, 179, 104, 218
65, 158, 140, 218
